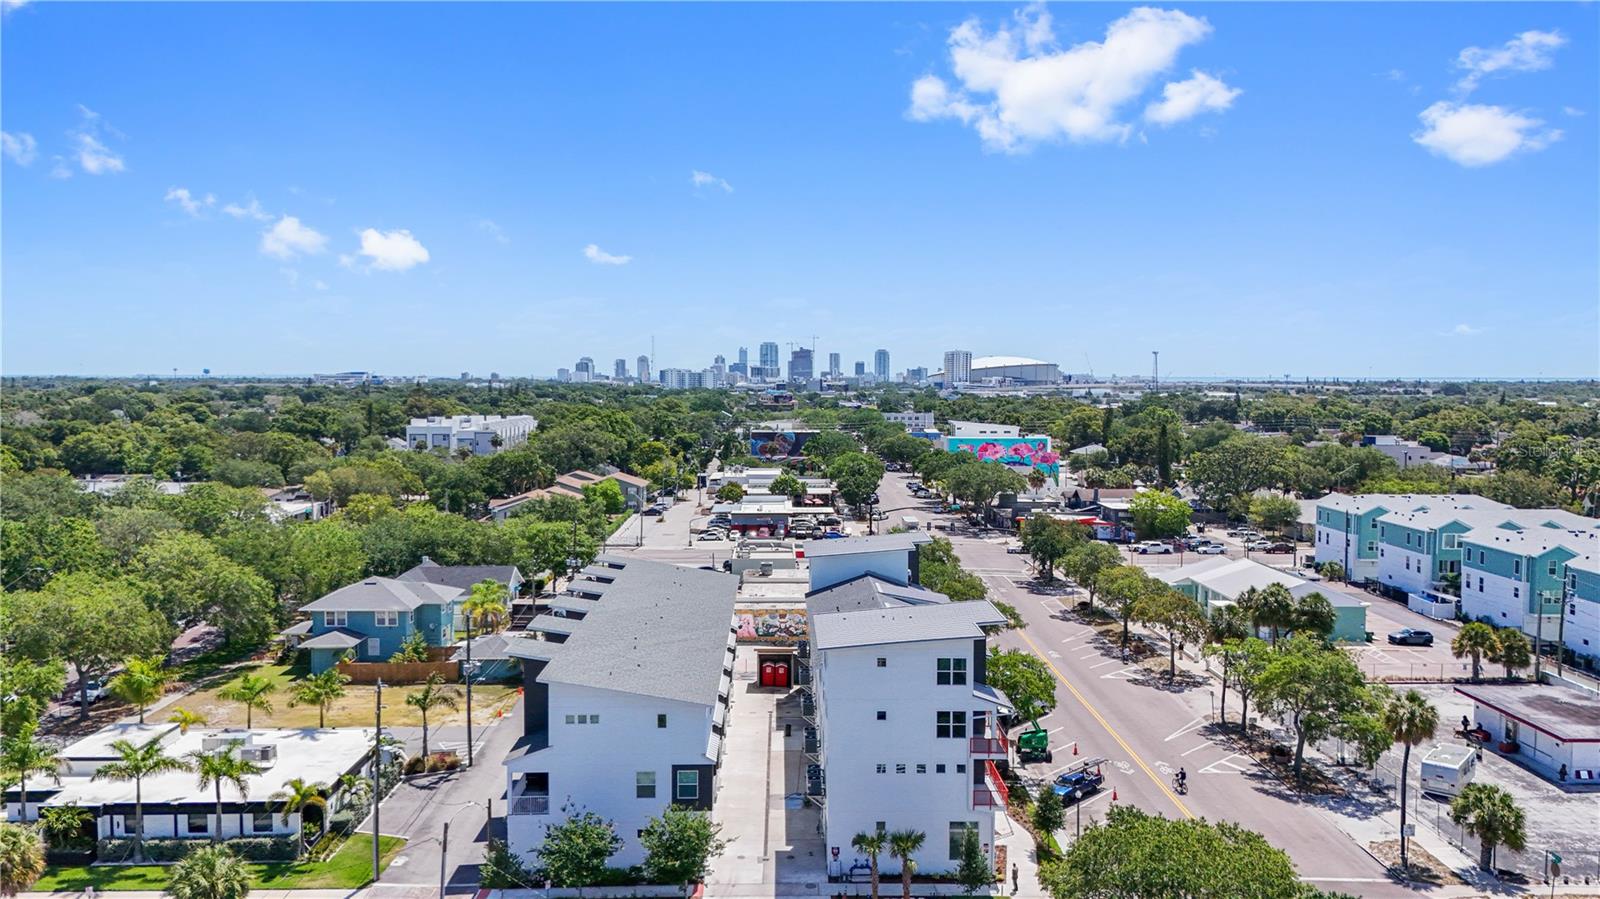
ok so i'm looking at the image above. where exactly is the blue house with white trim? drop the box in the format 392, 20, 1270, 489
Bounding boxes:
298, 577, 464, 673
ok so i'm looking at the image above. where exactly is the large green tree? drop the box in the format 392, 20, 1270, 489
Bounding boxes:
1448, 783, 1527, 873
828, 452, 886, 510
1019, 513, 1085, 583
638, 806, 727, 895
985, 649, 1057, 724
537, 811, 622, 887
1128, 490, 1192, 539
1256, 636, 1381, 780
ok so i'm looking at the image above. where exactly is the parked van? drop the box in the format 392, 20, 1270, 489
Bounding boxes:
1419, 744, 1476, 797
900, 515, 920, 531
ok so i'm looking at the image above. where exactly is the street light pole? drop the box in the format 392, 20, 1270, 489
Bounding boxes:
373, 678, 385, 884
464, 613, 474, 768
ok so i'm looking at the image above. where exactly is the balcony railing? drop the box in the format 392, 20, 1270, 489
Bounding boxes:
510, 794, 550, 815
972, 760, 1010, 810
969, 729, 1009, 759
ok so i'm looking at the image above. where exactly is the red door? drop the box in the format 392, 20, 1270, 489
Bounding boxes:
774, 662, 789, 688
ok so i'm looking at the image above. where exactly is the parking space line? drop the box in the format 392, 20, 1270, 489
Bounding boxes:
1180, 742, 1212, 757
1101, 666, 1141, 680
1088, 659, 1118, 669
1164, 716, 1207, 742
1199, 753, 1251, 774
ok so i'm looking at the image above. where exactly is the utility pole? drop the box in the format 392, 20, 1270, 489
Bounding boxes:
464, 612, 474, 768
440, 821, 449, 899
372, 679, 385, 884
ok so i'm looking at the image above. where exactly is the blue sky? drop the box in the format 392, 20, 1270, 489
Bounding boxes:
2, 2, 1596, 379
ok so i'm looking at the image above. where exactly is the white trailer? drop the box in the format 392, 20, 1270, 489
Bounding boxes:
900, 515, 921, 531
1419, 744, 1476, 797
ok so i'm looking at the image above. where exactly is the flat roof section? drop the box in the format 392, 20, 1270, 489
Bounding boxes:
1455, 685, 1600, 743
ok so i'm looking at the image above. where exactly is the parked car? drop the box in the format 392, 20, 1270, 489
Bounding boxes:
1051, 760, 1107, 804
1388, 627, 1435, 647
1006, 544, 1026, 554
1265, 542, 1295, 554
1136, 541, 1174, 555
1246, 539, 1272, 551
1195, 543, 1226, 555
820, 516, 843, 527
697, 531, 725, 542
642, 505, 665, 516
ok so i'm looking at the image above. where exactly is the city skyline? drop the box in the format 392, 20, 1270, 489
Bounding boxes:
2, 2, 1596, 378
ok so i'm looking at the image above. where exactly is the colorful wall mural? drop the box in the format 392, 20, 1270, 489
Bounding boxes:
749, 429, 814, 459
943, 436, 1060, 477
735, 607, 808, 643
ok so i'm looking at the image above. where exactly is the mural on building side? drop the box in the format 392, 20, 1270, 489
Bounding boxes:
945, 437, 1060, 477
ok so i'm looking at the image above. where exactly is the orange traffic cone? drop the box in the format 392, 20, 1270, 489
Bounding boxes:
1111, 787, 1117, 801
1072, 742, 1079, 756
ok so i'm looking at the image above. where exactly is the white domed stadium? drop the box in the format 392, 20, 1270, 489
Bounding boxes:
937, 355, 1060, 385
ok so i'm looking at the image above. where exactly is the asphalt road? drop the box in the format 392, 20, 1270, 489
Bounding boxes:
874, 472, 1418, 896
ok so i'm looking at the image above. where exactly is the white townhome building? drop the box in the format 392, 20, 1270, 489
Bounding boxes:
503, 557, 737, 867
797, 533, 1012, 879
405, 414, 538, 455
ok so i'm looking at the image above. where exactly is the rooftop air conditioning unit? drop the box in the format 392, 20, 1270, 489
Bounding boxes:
239, 744, 278, 767
759, 562, 774, 577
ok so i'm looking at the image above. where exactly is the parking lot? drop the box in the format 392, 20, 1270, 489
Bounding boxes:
1346, 594, 1477, 682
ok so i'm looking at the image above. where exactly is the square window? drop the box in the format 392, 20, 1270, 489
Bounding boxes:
636, 772, 656, 799
956, 764, 966, 774
876, 711, 887, 721
916, 764, 927, 774
565, 714, 575, 725
375, 610, 398, 627
325, 610, 347, 628
936, 658, 968, 686
577, 715, 589, 724
876, 658, 886, 668
936, 764, 946, 774
252, 811, 274, 833
936, 711, 967, 739
186, 813, 209, 835
590, 714, 599, 724
896, 764, 907, 774
876, 764, 887, 774
676, 770, 699, 801
657, 714, 668, 728
875, 821, 887, 835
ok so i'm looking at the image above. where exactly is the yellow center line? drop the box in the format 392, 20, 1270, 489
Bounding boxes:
1015, 625, 1195, 819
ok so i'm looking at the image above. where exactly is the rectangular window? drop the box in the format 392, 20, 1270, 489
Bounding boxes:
1547, 560, 1558, 577
366, 637, 380, 657
875, 821, 887, 835
657, 714, 668, 728
948, 822, 978, 861
636, 772, 656, 799
1443, 533, 1460, 549
252, 811, 274, 833
1514, 559, 1522, 576
186, 813, 209, 835
676, 770, 699, 801
936, 711, 967, 739
374, 610, 398, 627
324, 610, 348, 628
1478, 577, 1485, 592
1366, 541, 1377, 554
1513, 588, 1519, 599
936, 658, 968, 686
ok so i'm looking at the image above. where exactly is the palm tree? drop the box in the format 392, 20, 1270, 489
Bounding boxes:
37, 805, 93, 853
1449, 783, 1527, 873
886, 829, 925, 899
107, 656, 173, 724
188, 742, 263, 844
92, 738, 191, 862
288, 669, 350, 729
1026, 468, 1047, 494
169, 707, 208, 734
463, 581, 508, 634
1381, 689, 1439, 873
0, 822, 46, 897
851, 831, 886, 899
405, 673, 461, 760
0, 729, 60, 824
1490, 628, 1531, 680
166, 844, 252, 899
1204, 605, 1250, 726
1239, 584, 1295, 646
271, 778, 327, 858
1451, 622, 1498, 683
217, 673, 276, 728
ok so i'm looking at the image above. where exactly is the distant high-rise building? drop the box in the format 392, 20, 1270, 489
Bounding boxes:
637, 355, 651, 383
759, 342, 780, 374
874, 349, 890, 380
788, 348, 814, 384
943, 350, 973, 385
614, 358, 628, 380
460, 371, 471, 381
713, 354, 726, 367
828, 352, 841, 377
556, 368, 571, 382
738, 347, 749, 368
906, 366, 928, 384
854, 361, 866, 377
575, 357, 594, 376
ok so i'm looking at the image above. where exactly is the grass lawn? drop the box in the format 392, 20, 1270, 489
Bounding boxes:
177, 662, 519, 728
31, 836, 407, 893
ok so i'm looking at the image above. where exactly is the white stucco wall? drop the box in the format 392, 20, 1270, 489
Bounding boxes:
1378, 545, 1432, 595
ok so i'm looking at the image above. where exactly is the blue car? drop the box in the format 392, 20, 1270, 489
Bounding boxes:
1051, 759, 1107, 804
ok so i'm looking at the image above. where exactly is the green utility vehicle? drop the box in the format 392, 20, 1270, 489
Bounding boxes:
1016, 721, 1052, 764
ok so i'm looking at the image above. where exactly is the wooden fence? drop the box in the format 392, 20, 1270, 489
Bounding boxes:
337, 658, 459, 684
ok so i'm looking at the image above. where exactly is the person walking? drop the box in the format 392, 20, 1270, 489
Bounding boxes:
1011, 863, 1019, 895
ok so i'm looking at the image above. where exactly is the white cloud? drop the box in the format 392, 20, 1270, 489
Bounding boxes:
48, 156, 72, 179
477, 218, 510, 244
1413, 101, 1559, 167
1456, 30, 1565, 94
313, 279, 329, 291
691, 170, 733, 193
69, 106, 125, 175
164, 187, 215, 217
1, 131, 37, 165
1562, 106, 1584, 117
260, 215, 328, 259
1444, 323, 1484, 336
223, 198, 271, 221
906, 5, 1227, 152
1144, 69, 1240, 125
354, 228, 430, 271
584, 243, 631, 265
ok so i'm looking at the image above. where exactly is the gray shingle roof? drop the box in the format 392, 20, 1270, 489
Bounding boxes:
805, 573, 950, 616
398, 558, 521, 591
811, 600, 1006, 650
802, 531, 932, 558
299, 628, 366, 650
514, 558, 738, 707
301, 577, 461, 612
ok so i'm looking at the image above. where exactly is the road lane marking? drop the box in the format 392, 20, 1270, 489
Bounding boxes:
1164, 716, 1207, 742
1015, 628, 1194, 819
